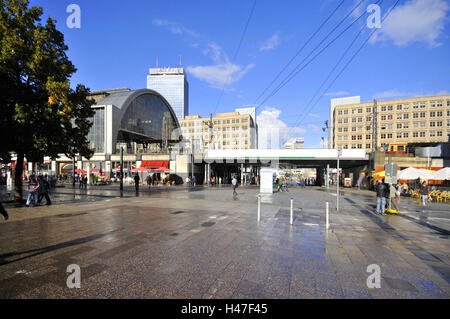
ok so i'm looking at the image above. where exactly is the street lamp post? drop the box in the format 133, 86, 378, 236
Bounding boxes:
337, 148, 342, 212
120, 147, 124, 191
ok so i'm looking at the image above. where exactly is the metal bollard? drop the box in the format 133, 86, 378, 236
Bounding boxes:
257, 195, 261, 222
326, 202, 330, 230
290, 198, 293, 225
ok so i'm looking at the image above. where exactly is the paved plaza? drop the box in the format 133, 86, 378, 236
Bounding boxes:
0, 184, 449, 299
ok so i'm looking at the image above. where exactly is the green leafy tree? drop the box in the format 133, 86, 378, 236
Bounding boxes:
0, 0, 95, 201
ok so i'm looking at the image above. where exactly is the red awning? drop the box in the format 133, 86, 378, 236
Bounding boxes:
140, 161, 169, 169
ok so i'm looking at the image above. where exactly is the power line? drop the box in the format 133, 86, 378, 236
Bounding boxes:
212, 0, 257, 116
286, 0, 402, 144
255, 0, 375, 112
252, 0, 346, 105
282, 2, 380, 139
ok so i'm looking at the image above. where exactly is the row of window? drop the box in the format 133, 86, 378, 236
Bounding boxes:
337, 110, 449, 124
337, 100, 450, 116
337, 129, 447, 141
181, 118, 249, 127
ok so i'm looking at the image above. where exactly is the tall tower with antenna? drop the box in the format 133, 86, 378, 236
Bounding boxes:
147, 57, 189, 121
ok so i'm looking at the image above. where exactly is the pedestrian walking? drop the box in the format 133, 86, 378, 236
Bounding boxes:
232, 176, 238, 196
134, 174, 140, 192
192, 175, 196, 187
283, 177, 289, 192
83, 175, 88, 188
79, 174, 83, 189
0, 202, 8, 220
37, 175, 52, 205
421, 181, 429, 206
375, 179, 388, 215
26, 175, 39, 207
146, 175, 152, 189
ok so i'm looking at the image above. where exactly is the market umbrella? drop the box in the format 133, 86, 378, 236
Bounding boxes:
373, 171, 385, 177
69, 169, 87, 174
131, 167, 151, 172
152, 167, 171, 173
432, 167, 450, 180
397, 167, 435, 180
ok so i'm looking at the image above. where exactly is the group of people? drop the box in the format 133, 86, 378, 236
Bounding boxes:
375, 178, 430, 215
26, 175, 52, 207
276, 177, 289, 192
185, 176, 197, 187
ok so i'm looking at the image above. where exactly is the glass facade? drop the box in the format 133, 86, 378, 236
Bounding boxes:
87, 107, 105, 153
119, 93, 178, 142
147, 69, 189, 121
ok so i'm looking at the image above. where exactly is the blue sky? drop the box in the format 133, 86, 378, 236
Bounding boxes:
31, 0, 450, 148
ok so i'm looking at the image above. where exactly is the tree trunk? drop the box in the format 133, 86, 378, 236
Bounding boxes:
14, 152, 24, 202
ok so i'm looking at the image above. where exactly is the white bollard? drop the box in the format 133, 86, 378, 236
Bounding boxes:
326, 202, 330, 230
290, 198, 294, 225
257, 195, 261, 222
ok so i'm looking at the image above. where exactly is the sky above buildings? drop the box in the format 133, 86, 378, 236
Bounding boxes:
31, 0, 450, 148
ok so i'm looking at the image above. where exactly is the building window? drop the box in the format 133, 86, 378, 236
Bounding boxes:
366, 125, 371, 131
420, 132, 425, 137
381, 134, 386, 139
357, 144, 362, 149
403, 133, 408, 138
397, 105, 402, 110
344, 110, 348, 115
413, 132, 418, 137
352, 127, 356, 132
343, 119, 348, 123
338, 128, 342, 132
413, 113, 418, 118
387, 133, 392, 138
388, 105, 393, 111
338, 110, 342, 115
397, 133, 402, 138
358, 117, 362, 122
397, 114, 402, 120
358, 108, 363, 113
387, 124, 393, 130
420, 112, 426, 118
366, 116, 372, 122
397, 124, 402, 129
381, 115, 386, 121
403, 113, 409, 119
352, 135, 356, 140
381, 106, 386, 111
413, 103, 419, 109
437, 101, 442, 107
352, 118, 356, 123
366, 107, 372, 113
430, 131, 436, 137
430, 111, 436, 117
366, 135, 371, 140
338, 136, 342, 141
403, 123, 409, 129
366, 144, 371, 149
430, 121, 436, 127
388, 115, 393, 120
352, 109, 357, 114
437, 111, 443, 117
420, 122, 426, 128
338, 119, 342, 124
430, 101, 436, 107
437, 131, 443, 137
437, 121, 442, 127
403, 104, 409, 109
357, 135, 362, 140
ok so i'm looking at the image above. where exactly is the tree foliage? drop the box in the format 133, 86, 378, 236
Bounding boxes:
0, 0, 95, 199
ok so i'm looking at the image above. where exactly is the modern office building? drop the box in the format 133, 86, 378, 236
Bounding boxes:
147, 67, 189, 121
179, 109, 257, 151
331, 94, 450, 153
283, 138, 305, 149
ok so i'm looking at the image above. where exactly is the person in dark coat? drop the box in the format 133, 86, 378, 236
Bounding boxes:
0, 203, 8, 220
134, 174, 140, 192
375, 179, 388, 215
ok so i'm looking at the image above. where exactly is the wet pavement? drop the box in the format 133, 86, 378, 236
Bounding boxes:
0, 185, 449, 299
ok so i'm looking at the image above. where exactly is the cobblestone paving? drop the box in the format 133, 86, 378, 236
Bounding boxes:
0, 185, 448, 299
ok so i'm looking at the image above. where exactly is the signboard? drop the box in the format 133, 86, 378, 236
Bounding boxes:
384, 163, 398, 184
260, 168, 275, 194
295, 138, 304, 144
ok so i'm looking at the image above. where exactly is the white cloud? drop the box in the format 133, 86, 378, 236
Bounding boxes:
152, 19, 200, 38
187, 43, 255, 88
307, 124, 321, 132
307, 112, 320, 118
370, 0, 449, 47
257, 107, 306, 148
325, 91, 350, 97
373, 90, 417, 99
260, 32, 281, 51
